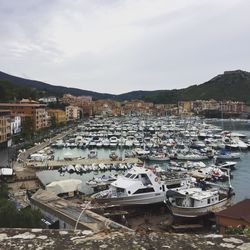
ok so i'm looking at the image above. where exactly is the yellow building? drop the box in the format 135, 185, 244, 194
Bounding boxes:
48, 109, 66, 125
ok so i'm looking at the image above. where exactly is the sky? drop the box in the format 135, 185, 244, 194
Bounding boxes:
0, 0, 250, 94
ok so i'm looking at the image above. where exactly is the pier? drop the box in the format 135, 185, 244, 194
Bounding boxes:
25, 157, 141, 170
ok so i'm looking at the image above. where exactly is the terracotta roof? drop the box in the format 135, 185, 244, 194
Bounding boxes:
216, 199, 250, 222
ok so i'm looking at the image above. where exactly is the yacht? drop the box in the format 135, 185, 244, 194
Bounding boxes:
92, 166, 190, 206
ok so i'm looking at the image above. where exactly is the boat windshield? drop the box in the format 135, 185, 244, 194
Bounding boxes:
125, 173, 132, 178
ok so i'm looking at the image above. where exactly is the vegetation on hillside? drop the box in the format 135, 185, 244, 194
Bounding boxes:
0, 80, 47, 102
1, 70, 250, 104
0, 184, 42, 228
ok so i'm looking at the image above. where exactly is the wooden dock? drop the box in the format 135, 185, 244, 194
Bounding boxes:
26, 157, 141, 169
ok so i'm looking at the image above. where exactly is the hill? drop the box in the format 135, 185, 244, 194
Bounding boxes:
0, 71, 115, 101
0, 70, 250, 104
143, 70, 250, 104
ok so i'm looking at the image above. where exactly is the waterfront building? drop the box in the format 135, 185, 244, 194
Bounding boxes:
61, 94, 92, 116
48, 109, 66, 125
122, 100, 154, 116
220, 101, 246, 114
93, 99, 121, 116
65, 106, 83, 121
0, 102, 49, 130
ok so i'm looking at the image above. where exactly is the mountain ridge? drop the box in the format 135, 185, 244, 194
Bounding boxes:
1, 69, 250, 104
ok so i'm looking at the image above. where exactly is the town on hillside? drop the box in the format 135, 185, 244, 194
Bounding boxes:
0, 94, 247, 148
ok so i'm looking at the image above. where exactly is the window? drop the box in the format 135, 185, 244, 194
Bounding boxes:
133, 187, 155, 194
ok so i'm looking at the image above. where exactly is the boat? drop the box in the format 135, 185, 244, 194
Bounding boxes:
88, 150, 98, 159
216, 150, 240, 160
92, 166, 191, 206
165, 183, 234, 218
148, 153, 170, 161
109, 151, 119, 161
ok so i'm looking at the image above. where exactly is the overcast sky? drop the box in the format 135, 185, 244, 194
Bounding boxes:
0, 0, 249, 94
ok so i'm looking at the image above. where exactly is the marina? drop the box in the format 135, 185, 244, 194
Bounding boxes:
4, 116, 250, 232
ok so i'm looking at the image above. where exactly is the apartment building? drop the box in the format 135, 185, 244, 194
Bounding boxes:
61, 94, 92, 116
0, 102, 48, 130
65, 106, 83, 121
48, 109, 66, 125
0, 110, 11, 144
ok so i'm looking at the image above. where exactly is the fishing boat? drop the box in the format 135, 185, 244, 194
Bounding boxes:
165, 175, 234, 218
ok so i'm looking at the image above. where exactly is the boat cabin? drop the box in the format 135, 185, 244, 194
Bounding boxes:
169, 188, 220, 208
109, 167, 163, 197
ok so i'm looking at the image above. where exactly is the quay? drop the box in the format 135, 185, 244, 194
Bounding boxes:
25, 157, 141, 169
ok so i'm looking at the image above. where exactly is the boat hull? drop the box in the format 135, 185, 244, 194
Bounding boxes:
94, 192, 166, 206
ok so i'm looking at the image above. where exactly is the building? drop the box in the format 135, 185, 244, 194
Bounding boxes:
61, 94, 92, 116
65, 106, 83, 121
48, 109, 66, 125
39, 97, 57, 103
122, 100, 154, 116
93, 99, 121, 116
216, 199, 250, 234
0, 102, 49, 130
0, 110, 11, 145
221, 101, 246, 114
10, 115, 21, 134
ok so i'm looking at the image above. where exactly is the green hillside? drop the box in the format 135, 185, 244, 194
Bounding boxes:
0, 80, 47, 102
1, 69, 250, 104
143, 70, 250, 104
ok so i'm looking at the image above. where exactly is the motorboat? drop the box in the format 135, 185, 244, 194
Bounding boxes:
148, 153, 170, 161
88, 150, 98, 159
92, 166, 167, 205
92, 166, 191, 206
216, 150, 240, 160
109, 151, 119, 161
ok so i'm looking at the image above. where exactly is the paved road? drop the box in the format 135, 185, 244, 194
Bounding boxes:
18, 127, 75, 163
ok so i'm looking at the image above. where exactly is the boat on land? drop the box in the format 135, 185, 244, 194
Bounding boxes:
92, 166, 192, 206
165, 179, 234, 218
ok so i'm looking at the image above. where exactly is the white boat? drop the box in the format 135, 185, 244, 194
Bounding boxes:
165, 185, 234, 218
148, 153, 170, 161
88, 150, 98, 159
110, 136, 119, 148
175, 153, 209, 161
92, 166, 191, 206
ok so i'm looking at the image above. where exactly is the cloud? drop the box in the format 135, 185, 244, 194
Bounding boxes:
0, 0, 249, 94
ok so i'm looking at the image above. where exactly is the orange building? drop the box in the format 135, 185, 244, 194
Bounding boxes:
61, 94, 92, 116
93, 99, 121, 116
0, 103, 48, 130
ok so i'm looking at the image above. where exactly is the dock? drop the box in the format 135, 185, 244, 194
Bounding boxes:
25, 157, 141, 169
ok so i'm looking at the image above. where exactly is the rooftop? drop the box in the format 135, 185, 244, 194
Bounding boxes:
216, 199, 250, 223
